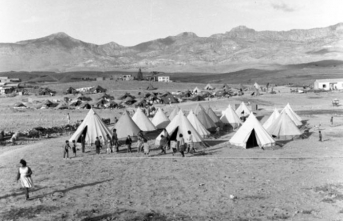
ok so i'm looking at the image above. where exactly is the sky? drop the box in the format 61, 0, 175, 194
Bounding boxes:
1, 0, 343, 46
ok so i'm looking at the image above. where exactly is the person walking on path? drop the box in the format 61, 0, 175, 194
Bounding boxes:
330, 116, 333, 126
143, 139, 150, 156
319, 131, 322, 142
126, 135, 132, 153
95, 137, 101, 154
177, 134, 185, 157
63, 140, 71, 159
112, 129, 119, 152
159, 135, 167, 154
72, 140, 77, 158
186, 130, 195, 154
81, 134, 86, 153
16, 159, 33, 200
67, 113, 71, 125
136, 130, 145, 152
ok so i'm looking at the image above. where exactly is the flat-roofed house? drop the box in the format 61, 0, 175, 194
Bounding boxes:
157, 76, 170, 82
314, 79, 343, 90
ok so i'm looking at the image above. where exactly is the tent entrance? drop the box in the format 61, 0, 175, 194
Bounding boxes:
169, 127, 179, 141
246, 129, 258, 148
77, 126, 88, 143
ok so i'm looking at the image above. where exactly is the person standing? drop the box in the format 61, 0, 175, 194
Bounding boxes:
67, 113, 71, 125
112, 129, 119, 152
186, 130, 195, 154
330, 116, 333, 126
81, 134, 86, 153
126, 135, 132, 153
159, 135, 167, 154
72, 140, 77, 158
162, 129, 170, 150
16, 159, 33, 200
177, 134, 185, 157
319, 131, 322, 142
215, 126, 220, 138
106, 134, 112, 153
143, 139, 150, 156
63, 140, 71, 159
95, 137, 101, 154
136, 130, 145, 152
114, 117, 118, 124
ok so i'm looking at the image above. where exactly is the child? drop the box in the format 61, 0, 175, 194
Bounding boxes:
16, 159, 33, 200
106, 134, 112, 154
126, 135, 132, 153
143, 139, 150, 156
63, 140, 71, 159
177, 134, 185, 157
72, 140, 77, 158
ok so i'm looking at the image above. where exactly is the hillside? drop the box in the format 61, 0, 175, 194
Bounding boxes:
0, 23, 343, 72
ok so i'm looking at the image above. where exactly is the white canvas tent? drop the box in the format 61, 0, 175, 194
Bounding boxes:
220, 104, 242, 129
207, 107, 221, 125
229, 113, 275, 148
193, 87, 201, 94
169, 106, 180, 121
156, 110, 203, 145
266, 111, 302, 139
111, 110, 140, 139
281, 103, 302, 126
204, 84, 215, 90
187, 110, 211, 138
132, 107, 156, 131
235, 102, 251, 117
152, 108, 170, 129
194, 104, 216, 130
263, 108, 280, 130
69, 109, 112, 144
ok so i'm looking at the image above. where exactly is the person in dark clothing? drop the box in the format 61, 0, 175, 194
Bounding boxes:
319, 131, 322, 142
126, 135, 132, 153
162, 129, 170, 150
177, 134, 185, 157
330, 116, 333, 126
136, 130, 145, 152
72, 140, 77, 158
112, 129, 119, 152
159, 135, 167, 154
63, 140, 71, 159
81, 134, 86, 153
95, 137, 101, 154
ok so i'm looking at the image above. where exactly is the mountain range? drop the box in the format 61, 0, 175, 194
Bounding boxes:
1, 23, 343, 73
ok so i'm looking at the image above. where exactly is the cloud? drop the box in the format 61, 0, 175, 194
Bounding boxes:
271, 2, 296, 12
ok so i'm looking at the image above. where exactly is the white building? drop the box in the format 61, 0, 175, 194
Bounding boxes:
314, 79, 343, 90
157, 76, 170, 82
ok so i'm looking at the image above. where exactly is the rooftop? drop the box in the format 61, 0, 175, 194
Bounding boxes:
315, 79, 343, 83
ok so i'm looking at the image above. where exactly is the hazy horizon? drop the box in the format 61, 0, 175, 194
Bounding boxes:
1, 0, 343, 46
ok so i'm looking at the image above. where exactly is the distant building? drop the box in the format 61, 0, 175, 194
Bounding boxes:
0, 77, 21, 83
157, 76, 170, 82
122, 75, 133, 81
0, 86, 15, 95
314, 79, 343, 90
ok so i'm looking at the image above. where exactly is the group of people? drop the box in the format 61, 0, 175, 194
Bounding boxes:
62, 127, 198, 158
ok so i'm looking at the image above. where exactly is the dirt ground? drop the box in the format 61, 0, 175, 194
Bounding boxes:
1, 82, 343, 220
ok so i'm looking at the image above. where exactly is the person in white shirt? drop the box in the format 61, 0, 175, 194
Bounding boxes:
186, 130, 196, 154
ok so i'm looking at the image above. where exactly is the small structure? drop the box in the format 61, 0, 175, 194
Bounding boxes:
122, 75, 133, 81
157, 76, 170, 82
0, 86, 15, 95
314, 79, 343, 90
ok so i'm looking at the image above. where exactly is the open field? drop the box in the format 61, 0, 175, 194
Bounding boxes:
1, 78, 343, 220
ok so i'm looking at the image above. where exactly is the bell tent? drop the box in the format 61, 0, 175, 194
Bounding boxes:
193, 87, 201, 94
169, 106, 181, 121
194, 104, 216, 130
220, 104, 242, 129
156, 110, 203, 145
69, 109, 112, 144
235, 102, 251, 117
132, 107, 156, 131
146, 84, 157, 90
204, 84, 215, 90
111, 110, 140, 139
152, 108, 170, 129
281, 103, 302, 126
187, 110, 211, 138
229, 113, 275, 148
266, 111, 302, 139
263, 108, 280, 130
206, 107, 221, 125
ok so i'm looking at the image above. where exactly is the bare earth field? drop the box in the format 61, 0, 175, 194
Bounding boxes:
1, 80, 343, 220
